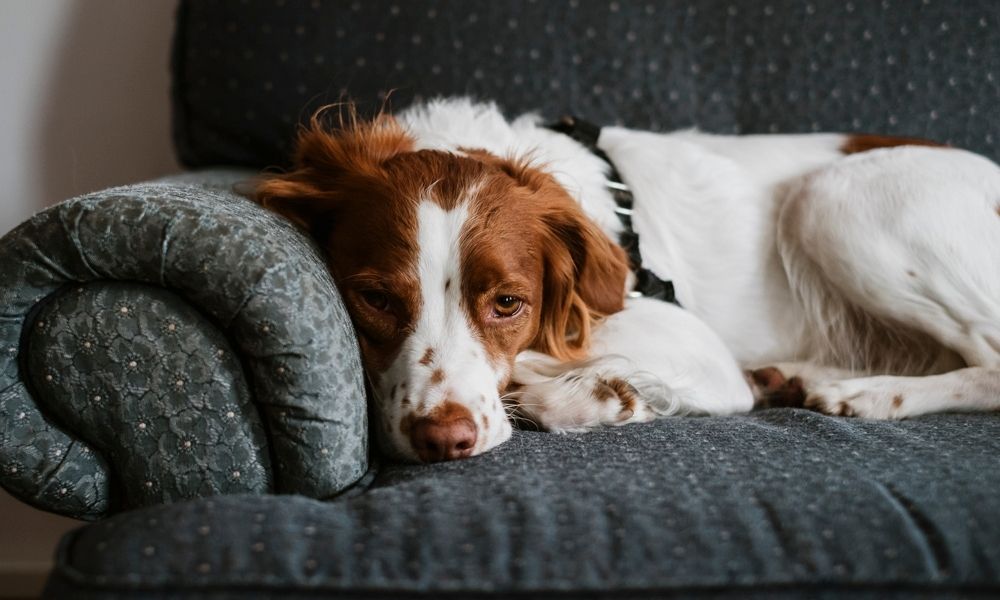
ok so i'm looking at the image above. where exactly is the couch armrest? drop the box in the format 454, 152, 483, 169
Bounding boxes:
0, 170, 367, 520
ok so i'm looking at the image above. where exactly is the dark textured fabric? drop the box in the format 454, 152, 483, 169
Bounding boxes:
0, 170, 367, 519
26, 283, 272, 510
6, 1, 998, 597
37, 592, 996, 600
172, 0, 1000, 169
39, 585, 1000, 600
46, 411, 1000, 598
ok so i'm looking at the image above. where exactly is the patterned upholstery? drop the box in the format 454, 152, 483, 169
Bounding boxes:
0, 1, 998, 596
44, 412, 1000, 598
173, 0, 1000, 169
0, 171, 368, 519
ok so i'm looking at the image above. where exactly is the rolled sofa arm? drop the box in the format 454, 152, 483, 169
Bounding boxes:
0, 170, 367, 520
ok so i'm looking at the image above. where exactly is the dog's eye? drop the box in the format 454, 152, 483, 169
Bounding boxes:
360, 290, 391, 312
493, 295, 523, 318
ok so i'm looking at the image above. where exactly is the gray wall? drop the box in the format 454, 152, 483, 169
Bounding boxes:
0, 1, 179, 595
0, 0, 179, 236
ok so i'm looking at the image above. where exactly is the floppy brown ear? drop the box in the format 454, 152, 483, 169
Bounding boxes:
533, 203, 629, 360
253, 109, 414, 235
252, 177, 337, 234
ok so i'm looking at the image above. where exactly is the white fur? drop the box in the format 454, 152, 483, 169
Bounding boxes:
400, 98, 624, 236
397, 98, 1000, 434
512, 298, 753, 432
375, 199, 512, 461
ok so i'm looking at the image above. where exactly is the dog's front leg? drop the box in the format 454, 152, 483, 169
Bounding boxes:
505, 352, 664, 433
507, 297, 753, 433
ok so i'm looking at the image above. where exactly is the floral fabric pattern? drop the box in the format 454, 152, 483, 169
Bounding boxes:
0, 170, 367, 519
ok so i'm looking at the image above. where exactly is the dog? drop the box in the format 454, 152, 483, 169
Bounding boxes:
255, 97, 1000, 463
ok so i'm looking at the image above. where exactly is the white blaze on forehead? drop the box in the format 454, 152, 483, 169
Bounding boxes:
406, 197, 506, 394
416, 199, 469, 339
378, 195, 514, 459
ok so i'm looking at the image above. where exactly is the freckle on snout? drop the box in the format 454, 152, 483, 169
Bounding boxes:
892, 394, 904, 408
419, 348, 435, 366
430, 368, 444, 385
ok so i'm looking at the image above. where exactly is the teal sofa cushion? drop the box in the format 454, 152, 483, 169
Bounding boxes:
0, 171, 368, 519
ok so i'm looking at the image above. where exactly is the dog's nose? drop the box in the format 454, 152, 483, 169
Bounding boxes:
409, 414, 478, 462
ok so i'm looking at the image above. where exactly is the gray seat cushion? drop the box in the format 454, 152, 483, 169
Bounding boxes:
44, 410, 1000, 598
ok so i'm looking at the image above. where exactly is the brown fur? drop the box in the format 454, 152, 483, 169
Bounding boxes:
840, 134, 945, 155
749, 367, 807, 408
418, 348, 434, 366
254, 108, 629, 398
428, 400, 474, 423
458, 150, 629, 364
606, 378, 639, 414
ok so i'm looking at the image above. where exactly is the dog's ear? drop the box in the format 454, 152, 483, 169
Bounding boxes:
253, 109, 413, 235
533, 201, 629, 360
473, 151, 629, 361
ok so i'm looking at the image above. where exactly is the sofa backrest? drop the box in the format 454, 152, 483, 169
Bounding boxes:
171, 0, 1000, 168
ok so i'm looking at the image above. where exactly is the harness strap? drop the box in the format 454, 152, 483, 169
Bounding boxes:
547, 116, 680, 306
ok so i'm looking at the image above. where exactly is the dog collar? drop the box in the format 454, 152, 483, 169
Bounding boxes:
547, 116, 680, 306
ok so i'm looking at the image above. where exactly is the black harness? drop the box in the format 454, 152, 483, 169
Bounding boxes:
547, 116, 680, 306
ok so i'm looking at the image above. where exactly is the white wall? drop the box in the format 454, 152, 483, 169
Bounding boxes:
0, 1, 179, 595
0, 0, 179, 237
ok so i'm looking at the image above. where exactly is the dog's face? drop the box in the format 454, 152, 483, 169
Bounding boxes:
256, 113, 627, 462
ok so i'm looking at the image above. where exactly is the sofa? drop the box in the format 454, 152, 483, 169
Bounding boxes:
2, 1, 999, 597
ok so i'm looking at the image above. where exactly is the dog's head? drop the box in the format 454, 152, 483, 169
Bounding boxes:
255, 110, 628, 462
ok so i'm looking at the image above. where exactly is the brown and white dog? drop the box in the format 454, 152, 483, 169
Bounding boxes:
256, 98, 1000, 463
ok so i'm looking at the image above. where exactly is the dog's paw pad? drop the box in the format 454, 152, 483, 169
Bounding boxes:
748, 367, 807, 408
747, 366, 785, 390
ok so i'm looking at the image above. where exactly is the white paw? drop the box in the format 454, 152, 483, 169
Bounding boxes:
508, 370, 657, 434
510, 351, 674, 432
803, 380, 906, 419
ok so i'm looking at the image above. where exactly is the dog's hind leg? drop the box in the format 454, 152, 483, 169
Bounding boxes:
747, 362, 857, 409
772, 146, 1000, 417
747, 362, 1000, 418
802, 368, 1000, 418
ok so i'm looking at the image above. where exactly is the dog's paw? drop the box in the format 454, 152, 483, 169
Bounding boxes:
746, 367, 807, 408
803, 380, 906, 419
506, 369, 657, 434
